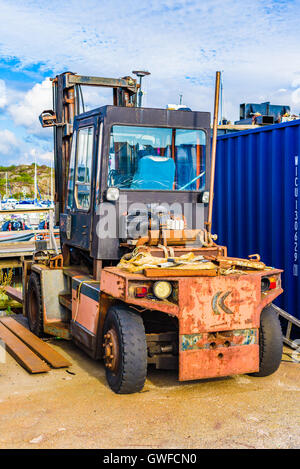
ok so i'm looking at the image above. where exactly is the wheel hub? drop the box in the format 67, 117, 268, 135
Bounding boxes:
103, 328, 119, 373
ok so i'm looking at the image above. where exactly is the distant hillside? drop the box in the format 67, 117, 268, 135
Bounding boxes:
0, 164, 54, 200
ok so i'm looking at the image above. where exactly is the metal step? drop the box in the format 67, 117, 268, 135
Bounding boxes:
63, 267, 91, 278
44, 321, 71, 340
272, 304, 300, 348
59, 293, 72, 311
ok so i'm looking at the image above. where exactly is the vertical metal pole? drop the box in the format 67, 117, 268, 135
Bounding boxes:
220, 72, 223, 125
206, 71, 221, 234
138, 76, 143, 107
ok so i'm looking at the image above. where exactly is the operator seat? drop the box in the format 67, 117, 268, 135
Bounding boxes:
130, 155, 175, 190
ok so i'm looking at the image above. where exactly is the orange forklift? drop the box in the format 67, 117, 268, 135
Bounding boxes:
21, 71, 283, 393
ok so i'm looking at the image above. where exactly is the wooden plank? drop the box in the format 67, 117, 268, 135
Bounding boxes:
144, 268, 217, 277
0, 317, 71, 368
0, 323, 50, 373
5, 286, 23, 304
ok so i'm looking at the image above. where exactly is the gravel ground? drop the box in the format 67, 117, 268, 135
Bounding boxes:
0, 323, 299, 449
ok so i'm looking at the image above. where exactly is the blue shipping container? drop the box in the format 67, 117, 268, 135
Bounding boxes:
213, 120, 300, 320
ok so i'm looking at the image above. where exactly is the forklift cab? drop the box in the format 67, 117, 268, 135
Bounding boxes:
61, 105, 211, 260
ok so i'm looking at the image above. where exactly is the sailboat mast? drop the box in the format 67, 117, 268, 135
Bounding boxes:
34, 155, 37, 202
50, 160, 53, 203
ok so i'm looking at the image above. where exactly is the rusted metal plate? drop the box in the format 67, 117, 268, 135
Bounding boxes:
178, 274, 262, 334
5, 286, 23, 304
181, 328, 258, 351
43, 322, 71, 340
100, 269, 126, 298
101, 267, 179, 315
132, 245, 227, 258
0, 323, 50, 373
0, 317, 71, 368
179, 344, 259, 381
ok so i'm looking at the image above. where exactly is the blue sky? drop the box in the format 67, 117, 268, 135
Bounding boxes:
0, 0, 300, 165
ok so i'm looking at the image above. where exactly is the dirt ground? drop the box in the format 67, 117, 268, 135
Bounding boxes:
0, 328, 299, 449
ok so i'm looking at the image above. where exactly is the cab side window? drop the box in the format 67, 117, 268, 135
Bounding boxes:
75, 127, 94, 210
67, 130, 77, 209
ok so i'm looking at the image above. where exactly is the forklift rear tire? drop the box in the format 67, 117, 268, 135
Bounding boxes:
103, 304, 147, 394
26, 272, 44, 338
250, 304, 282, 377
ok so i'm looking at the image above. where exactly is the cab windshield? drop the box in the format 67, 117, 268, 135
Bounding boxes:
108, 125, 206, 191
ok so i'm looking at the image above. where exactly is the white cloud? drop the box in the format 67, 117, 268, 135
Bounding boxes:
292, 76, 300, 88
0, 0, 299, 122
0, 127, 53, 165
28, 148, 53, 163
39, 151, 53, 162
0, 80, 7, 108
8, 78, 52, 133
0, 129, 19, 155
291, 88, 300, 106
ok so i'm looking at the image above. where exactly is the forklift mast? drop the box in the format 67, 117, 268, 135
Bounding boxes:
40, 72, 139, 218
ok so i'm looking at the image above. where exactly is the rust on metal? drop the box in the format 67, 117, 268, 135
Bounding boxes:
100, 267, 179, 316
135, 228, 218, 247
0, 317, 71, 368
179, 344, 259, 381
0, 323, 50, 373
43, 322, 71, 340
103, 328, 119, 372
144, 268, 217, 277
142, 245, 227, 258
181, 329, 258, 351
178, 274, 262, 335
206, 255, 266, 270
49, 254, 63, 269
100, 269, 126, 299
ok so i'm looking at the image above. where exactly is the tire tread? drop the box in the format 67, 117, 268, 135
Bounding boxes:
104, 305, 147, 394
251, 304, 282, 377
26, 272, 44, 338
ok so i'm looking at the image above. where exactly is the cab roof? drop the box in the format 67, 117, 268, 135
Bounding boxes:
75, 105, 211, 131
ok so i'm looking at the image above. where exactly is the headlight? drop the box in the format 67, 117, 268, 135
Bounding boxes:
153, 281, 172, 300
106, 187, 120, 201
201, 191, 209, 204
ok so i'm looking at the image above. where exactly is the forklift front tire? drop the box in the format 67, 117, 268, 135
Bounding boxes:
103, 304, 147, 394
26, 272, 44, 338
250, 304, 283, 377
